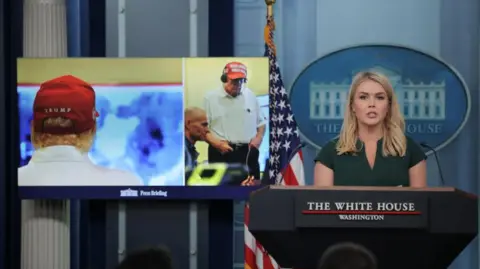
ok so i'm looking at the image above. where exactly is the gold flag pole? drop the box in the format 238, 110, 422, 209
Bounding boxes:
264, 0, 276, 53
265, 0, 275, 17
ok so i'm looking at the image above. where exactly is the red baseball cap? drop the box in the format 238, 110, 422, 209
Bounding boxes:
33, 75, 99, 134
223, 62, 247, 80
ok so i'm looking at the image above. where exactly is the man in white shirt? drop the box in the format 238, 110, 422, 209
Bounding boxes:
204, 62, 267, 179
18, 75, 143, 186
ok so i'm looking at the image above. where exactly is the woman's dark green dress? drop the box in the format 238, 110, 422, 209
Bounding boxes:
314, 137, 426, 187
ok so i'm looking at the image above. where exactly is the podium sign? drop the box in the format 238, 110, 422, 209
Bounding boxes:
249, 186, 478, 269
295, 190, 428, 229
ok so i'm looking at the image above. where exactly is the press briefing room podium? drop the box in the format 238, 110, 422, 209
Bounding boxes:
248, 186, 478, 269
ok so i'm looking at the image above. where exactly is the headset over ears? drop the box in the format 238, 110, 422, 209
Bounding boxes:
220, 65, 232, 83
220, 71, 228, 83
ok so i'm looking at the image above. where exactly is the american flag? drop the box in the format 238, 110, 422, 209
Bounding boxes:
244, 16, 305, 269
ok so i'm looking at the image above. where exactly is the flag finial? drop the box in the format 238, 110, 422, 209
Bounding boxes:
265, 0, 276, 17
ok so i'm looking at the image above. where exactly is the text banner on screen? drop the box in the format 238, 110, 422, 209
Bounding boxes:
18, 186, 262, 199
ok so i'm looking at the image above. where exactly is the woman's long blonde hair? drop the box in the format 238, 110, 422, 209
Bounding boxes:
336, 71, 406, 157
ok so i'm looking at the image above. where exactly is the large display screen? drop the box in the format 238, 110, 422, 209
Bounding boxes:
17, 57, 269, 199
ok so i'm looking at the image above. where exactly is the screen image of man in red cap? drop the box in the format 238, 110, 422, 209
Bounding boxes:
204, 61, 267, 180
18, 75, 143, 186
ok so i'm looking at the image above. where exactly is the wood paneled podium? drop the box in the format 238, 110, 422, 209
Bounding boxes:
249, 186, 478, 269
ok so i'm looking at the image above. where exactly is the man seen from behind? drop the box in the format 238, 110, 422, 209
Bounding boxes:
18, 75, 143, 186
116, 246, 173, 269
317, 242, 377, 269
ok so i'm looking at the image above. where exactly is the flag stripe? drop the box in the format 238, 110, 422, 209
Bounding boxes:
244, 205, 280, 269
289, 153, 305, 186
244, 240, 258, 269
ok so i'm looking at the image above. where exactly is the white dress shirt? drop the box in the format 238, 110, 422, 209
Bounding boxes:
204, 87, 267, 143
18, 145, 143, 186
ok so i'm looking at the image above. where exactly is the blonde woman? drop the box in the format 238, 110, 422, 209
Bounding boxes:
314, 71, 427, 187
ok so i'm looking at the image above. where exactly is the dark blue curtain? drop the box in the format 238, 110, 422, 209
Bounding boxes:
209, 0, 234, 57
66, 1, 106, 269
207, 2, 235, 269
67, 0, 105, 57
66, 1, 83, 268
0, 0, 22, 268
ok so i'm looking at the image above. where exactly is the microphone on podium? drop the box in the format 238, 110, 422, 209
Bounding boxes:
275, 142, 307, 185
420, 142, 445, 186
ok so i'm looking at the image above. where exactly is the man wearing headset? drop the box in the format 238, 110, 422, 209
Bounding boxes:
204, 61, 266, 180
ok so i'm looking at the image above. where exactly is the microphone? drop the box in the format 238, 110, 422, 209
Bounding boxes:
276, 142, 307, 185
420, 142, 445, 186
